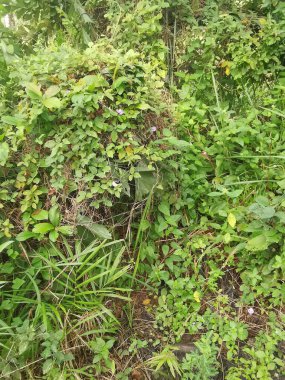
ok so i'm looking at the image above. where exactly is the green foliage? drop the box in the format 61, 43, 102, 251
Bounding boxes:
147, 345, 182, 378
181, 334, 219, 379
155, 277, 202, 337
0, 238, 129, 378
1, 0, 97, 46
1, 0, 285, 378
0, 41, 174, 232
89, 337, 115, 374
226, 320, 285, 379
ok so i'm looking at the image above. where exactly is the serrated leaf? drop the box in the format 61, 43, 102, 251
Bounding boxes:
42, 97, 62, 109
228, 189, 243, 198
32, 223, 54, 234
227, 213, 236, 228
57, 225, 74, 236
248, 203, 275, 219
246, 235, 268, 251
158, 201, 170, 216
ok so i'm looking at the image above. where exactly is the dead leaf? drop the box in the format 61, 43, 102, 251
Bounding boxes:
132, 369, 144, 380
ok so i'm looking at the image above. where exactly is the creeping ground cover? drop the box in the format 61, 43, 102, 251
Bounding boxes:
0, 0, 285, 379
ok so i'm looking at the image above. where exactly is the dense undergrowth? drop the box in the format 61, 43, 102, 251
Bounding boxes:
0, 0, 285, 379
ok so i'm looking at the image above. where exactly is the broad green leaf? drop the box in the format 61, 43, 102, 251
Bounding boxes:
1, 115, 24, 125
224, 233, 231, 243
32, 223, 54, 234
162, 244, 169, 255
165, 214, 181, 226
140, 220, 151, 231
80, 74, 108, 90
77, 215, 111, 239
208, 191, 222, 197
277, 179, 285, 189
228, 189, 243, 198
165, 136, 191, 149
49, 230, 59, 242
135, 171, 156, 201
227, 213, 236, 228
43, 359, 53, 375
32, 209, 48, 221
248, 203, 275, 219
237, 327, 248, 341
0, 240, 13, 253
57, 225, 74, 236
25, 82, 42, 99
0, 142, 9, 166
12, 277, 25, 290
16, 231, 38, 241
137, 102, 151, 110
162, 128, 172, 137
44, 85, 60, 98
246, 235, 268, 251
276, 211, 285, 223
42, 97, 62, 109
158, 201, 170, 216
19, 340, 28, 355
112, 77, 128, 89
111, 130, 118, 142
48, 205, 61, 226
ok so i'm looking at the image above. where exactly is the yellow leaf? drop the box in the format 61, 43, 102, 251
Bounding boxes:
125, 146, 133, 156
220, 60, 230, 68
259, 18, 267, 25
227, 213, 236, 228
143, 298, 151, 306
193, 291, 200, 303
15, 181, 25, 189
225, 66, 230, 76
4, 229, 11, 238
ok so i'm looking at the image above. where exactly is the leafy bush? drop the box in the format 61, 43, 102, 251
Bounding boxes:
181, 334, 219, 380
0, 41, 178, 243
